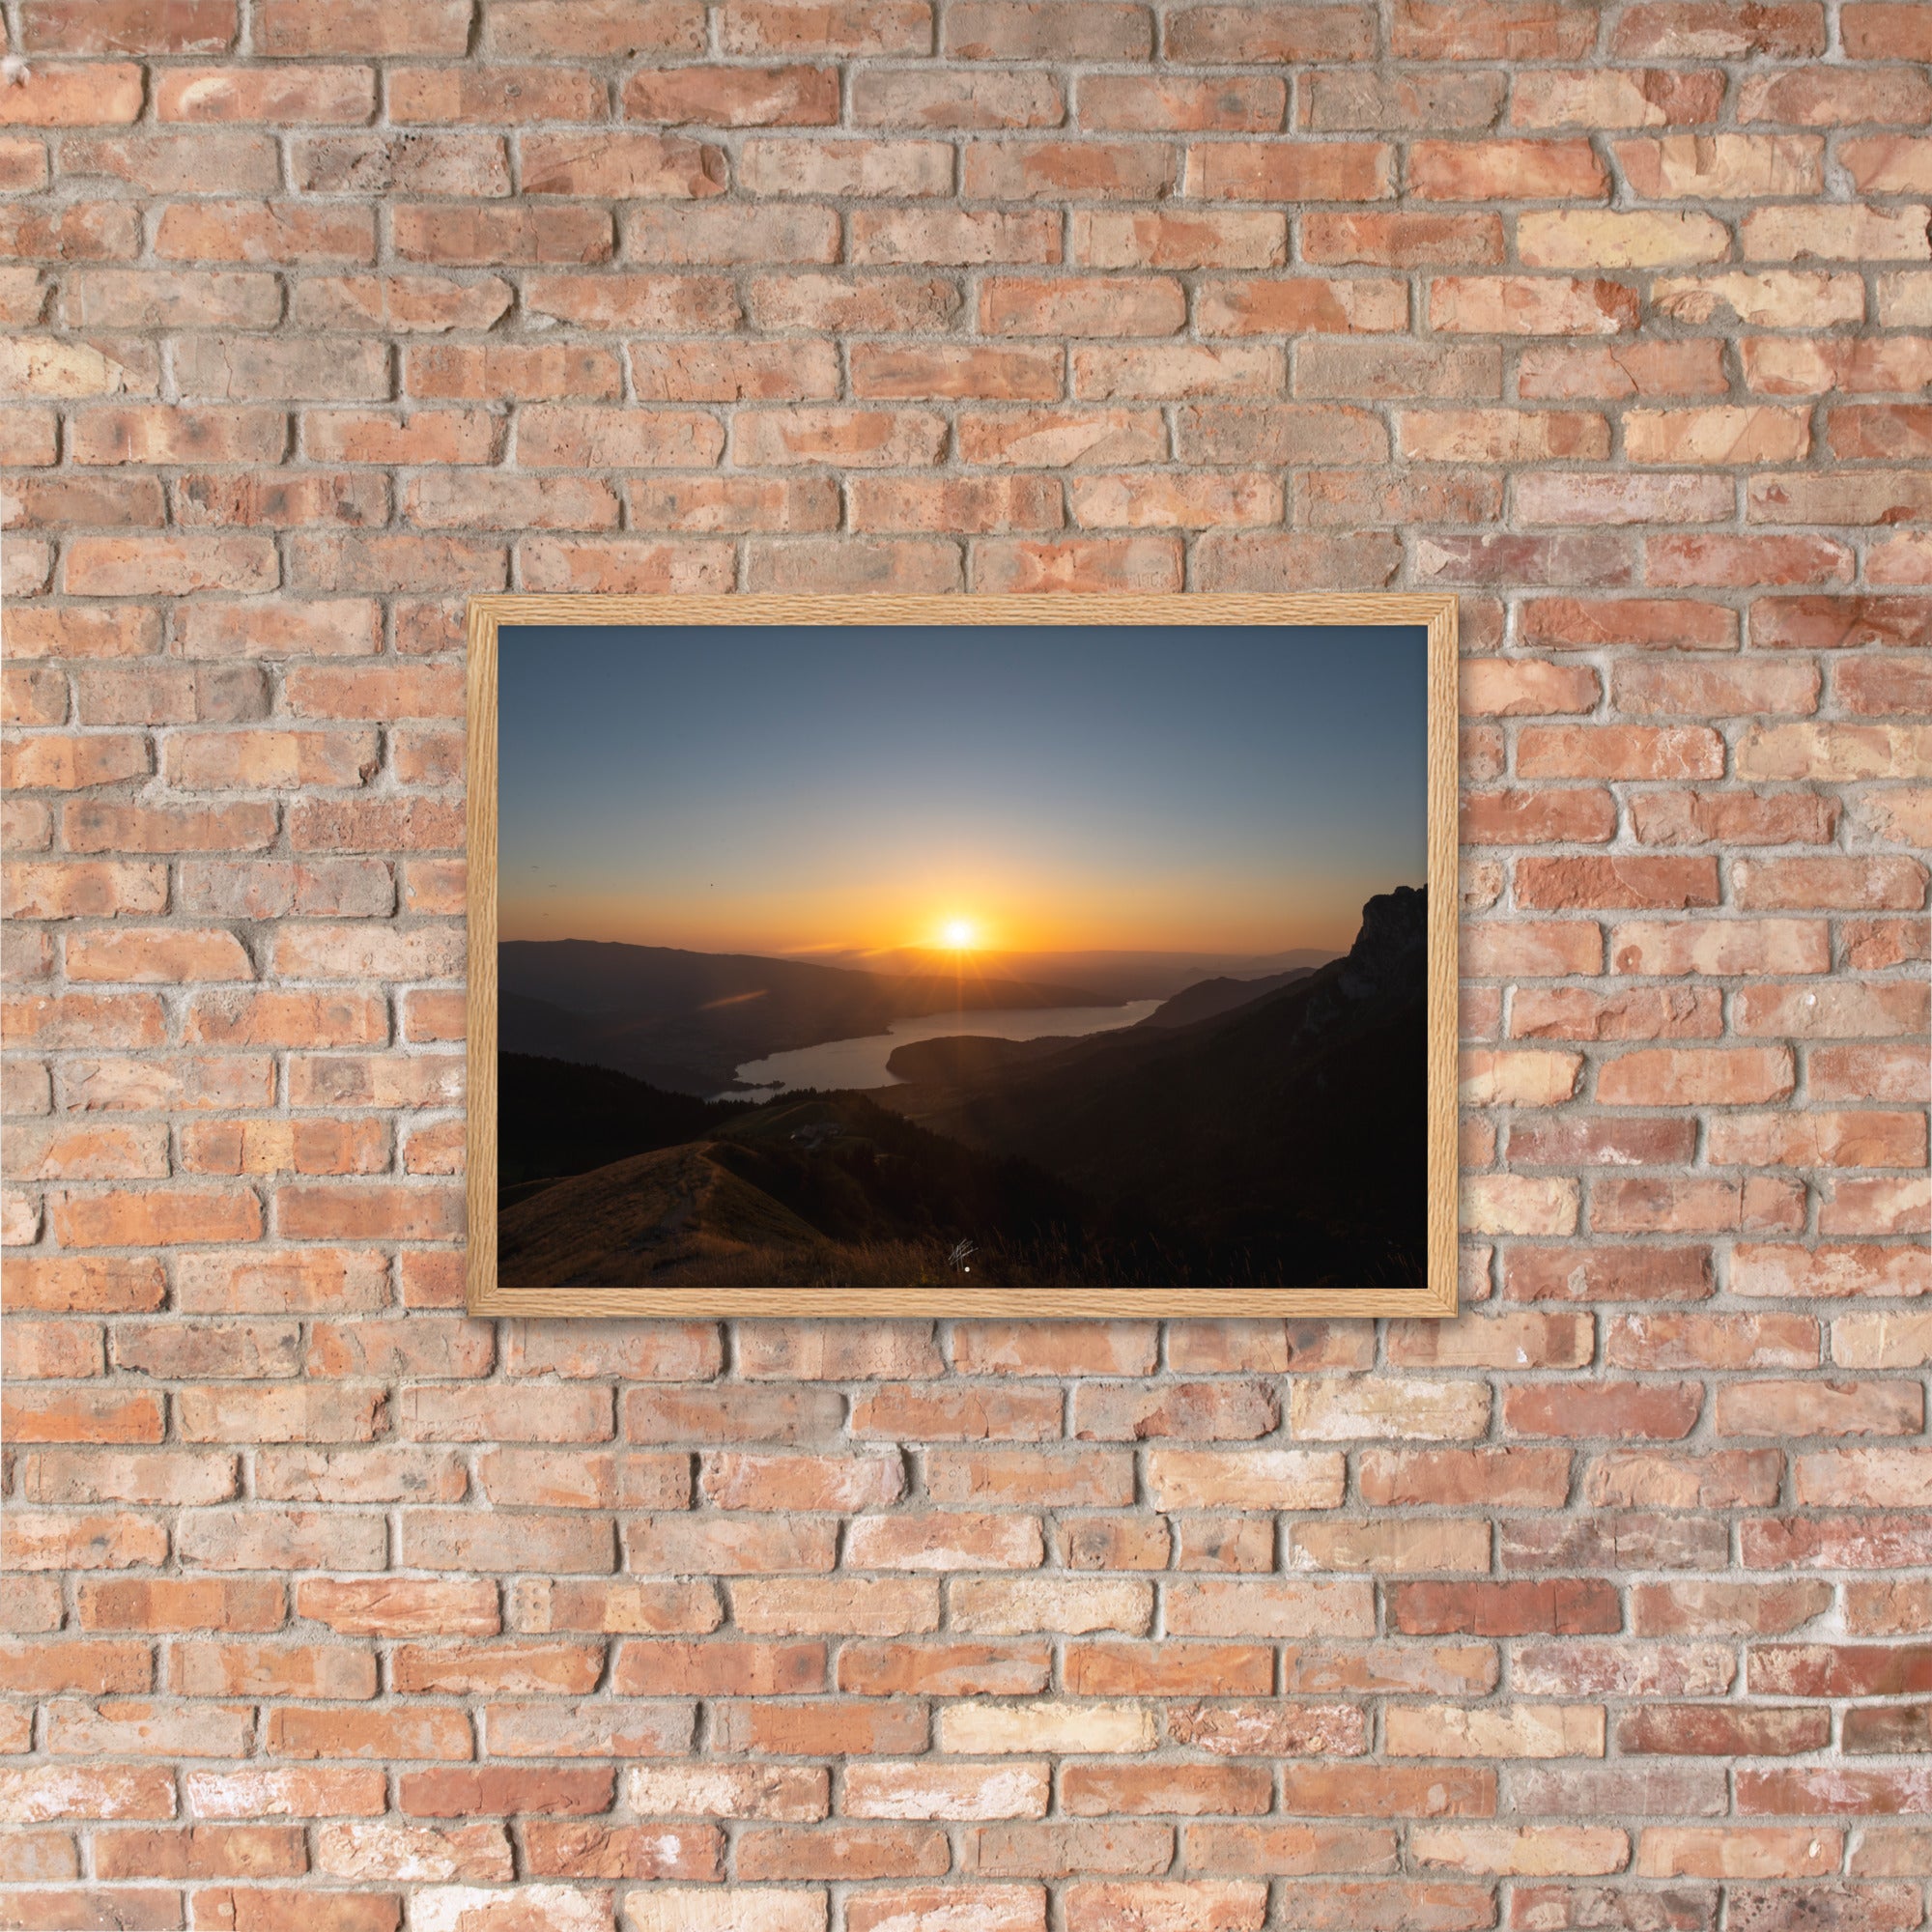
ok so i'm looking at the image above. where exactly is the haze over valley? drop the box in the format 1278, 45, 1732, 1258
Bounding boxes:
499, 935, 1338, 1098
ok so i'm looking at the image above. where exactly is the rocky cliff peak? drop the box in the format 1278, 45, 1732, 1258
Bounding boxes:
1338, 885, 1428, 1002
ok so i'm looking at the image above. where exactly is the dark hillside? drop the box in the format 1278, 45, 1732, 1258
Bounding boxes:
895, 889, 1430, 1286
497, 1089, 1091, 1288
497, 1052, 745, 1191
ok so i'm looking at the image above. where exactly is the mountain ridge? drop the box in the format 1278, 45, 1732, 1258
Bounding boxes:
499, 936, 1121, 1094
1136, 966, 1315, 1030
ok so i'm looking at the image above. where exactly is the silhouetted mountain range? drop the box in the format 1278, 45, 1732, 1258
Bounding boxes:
782, 944, 1341, 1004
1137, 966, 1313, 1029
499, 938, 1114, 1094
497, 891, 1428, 1290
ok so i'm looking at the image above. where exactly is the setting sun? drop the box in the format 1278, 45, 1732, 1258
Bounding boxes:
941, 918, 978, 951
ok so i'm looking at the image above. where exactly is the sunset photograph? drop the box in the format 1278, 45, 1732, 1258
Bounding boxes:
491, 620, 1432, 1293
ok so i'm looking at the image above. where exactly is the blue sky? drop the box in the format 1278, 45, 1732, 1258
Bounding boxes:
497, 623, 1428, 956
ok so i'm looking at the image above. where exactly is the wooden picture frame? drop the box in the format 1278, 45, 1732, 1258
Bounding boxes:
465, 594, 1459, 1320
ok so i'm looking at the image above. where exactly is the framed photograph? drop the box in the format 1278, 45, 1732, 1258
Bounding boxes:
466, 595, 1458, 1319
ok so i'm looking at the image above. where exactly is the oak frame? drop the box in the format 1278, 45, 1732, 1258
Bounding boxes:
465, 593, 1460, 1320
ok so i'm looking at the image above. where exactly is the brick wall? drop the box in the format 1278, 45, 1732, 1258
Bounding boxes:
2, 0, 1931, 1927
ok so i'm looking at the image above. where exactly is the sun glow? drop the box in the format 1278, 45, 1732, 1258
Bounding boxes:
941, 918, 979, 951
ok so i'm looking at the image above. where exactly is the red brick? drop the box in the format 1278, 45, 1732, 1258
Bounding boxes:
389, 65, 601, 124
45, 1185, 262, 1249
4, 990, 169, 1052
709, 1697, 926, 1756
620, 1385, 831, 1447
849, 206, 1059, 268
701, 1451, 902, 1511
1073, 210, 1286, 270
615, 1640, 822, 1697
1299, 214, 1502, 275
1593, 1175, 1808, 1235
399, 1767, 613, 1818
971, 535, 1180, 593
93, 1824, 303, 1881
9, 474, 172, 541
851, 344, 1061, 401
721, 1, 932, 55
595, 474, 809, 536
1632, 791, 1839, 848
1512, 67, 1723, 129
1, 1319, 109, 1378
0, 62, 144, 126
1520, 599, 1736, 654
1413, 139, 1608, 201
0, 200, 142, 263
1734, 857, 1927, 912
1306, 70, 1505, 131
19, 0, 227, 51
1186, 140, 1392, 206
848, 476, 1059, 536
1649, 531, 1856, 589
265, 1706, 468, 1764
519, 1820, 718, 1881
1517, 857, 1719, 912
756, 545, 957, 608
153, 202, 375, 270
391, 206, 611, 271
0, 1764, 178, 1820
1082, 75, 1283, 132
6, 1508, 172, 1574
626, 202, 841, 266
1587, 1448, 1784, 1510
977, 275, 1177, 338
963, 139, 1174, 202
1387, 1579, 1617, 1637
67, 534, 280, 596
850, 67, 1061, 128
956, 1820, 1173, 1878
1810, 1046, 1930, 1107
148, 67, 365, 126
1197, 279, 1406, 343
276, 1183, 463, 1243
484, 0, 704, 55
1392, 2, 1599, 59
625, 64, 838, 127
941, 2, 1144, 57
1520, 341, 1729, 406
1842, 917, 1931, 972
732, 1577, 940, 1636
847, 1386, 1063, 1440
1355, 1450, 1567, 1515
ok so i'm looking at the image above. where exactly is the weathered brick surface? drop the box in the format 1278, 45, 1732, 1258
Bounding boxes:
1, 3, 1930, 1927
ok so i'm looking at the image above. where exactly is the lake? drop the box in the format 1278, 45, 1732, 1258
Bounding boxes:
718, 1000, 1163, 1099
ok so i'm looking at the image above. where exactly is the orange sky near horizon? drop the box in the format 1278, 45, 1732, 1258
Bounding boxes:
500, 908, 1370, 959
499, 867, 1378, 961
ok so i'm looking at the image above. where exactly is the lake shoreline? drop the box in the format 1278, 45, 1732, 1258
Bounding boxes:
711, 999, 1163, 1102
